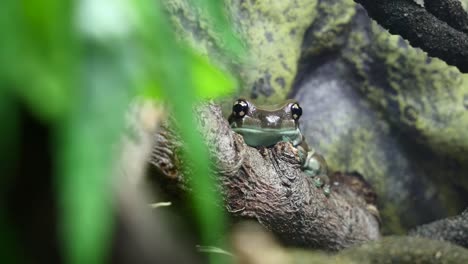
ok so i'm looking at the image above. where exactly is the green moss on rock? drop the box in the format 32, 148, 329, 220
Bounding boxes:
228, 0, 319, 103
165, 0, 320, 103
340, 0, 468, 237
301, 0, 356, 57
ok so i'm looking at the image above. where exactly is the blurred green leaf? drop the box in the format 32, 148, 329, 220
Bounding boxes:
0, 89, 18, 199
58, 53, 132, 264
142, 47, 236, 100
0, 90, 20, 264
137, 1, 229, 263
0, 0, 74, 121
0, 212, 21, 263
58, 2, 139, 264
191, 49, 237, 99
0, 0, 242, 264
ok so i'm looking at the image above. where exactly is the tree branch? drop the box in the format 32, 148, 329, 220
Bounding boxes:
409, 208, 468, 248
424, 0, 468, 34
149, 102, 380, 251
354, 0, 468, 73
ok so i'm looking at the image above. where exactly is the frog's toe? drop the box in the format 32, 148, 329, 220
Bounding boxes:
304, 169, 317, 177
323, 184, 331, 197
302, 152, 321, 174
295, 146, 306, 160
313, 176, 324, 188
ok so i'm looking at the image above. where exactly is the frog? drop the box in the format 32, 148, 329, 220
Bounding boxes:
228, 99, 330, 194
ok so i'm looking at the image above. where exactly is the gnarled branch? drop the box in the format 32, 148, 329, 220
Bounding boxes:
354, 0, 468, 73
409, 208, 468, 248
424, 0, 468, 34
149, 102, 380, 251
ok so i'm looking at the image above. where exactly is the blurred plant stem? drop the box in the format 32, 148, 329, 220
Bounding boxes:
149, 1, 233, 263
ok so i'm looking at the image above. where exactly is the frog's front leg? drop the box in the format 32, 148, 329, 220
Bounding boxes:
297, 146, 330, 195
296, 145, 327, 175
302, 150, 327, 176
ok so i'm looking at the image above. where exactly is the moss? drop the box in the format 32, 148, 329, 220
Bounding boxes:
343, 19, 468, 166
164, 1, 219, 56
228, 0, 319, 103
323, 123, 407, 234
165, 0, 320, 104
379, 203, 406, 235
349, 19, 468, 214
368, 23, 468, 164
302, 0, 356, 57
338, 8, 468, 233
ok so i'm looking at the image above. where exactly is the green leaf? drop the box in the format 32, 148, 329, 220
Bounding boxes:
0, 90, 21, 264
0, 1, 242, 264
0, 0, 75, 121
58, 59, 131, 264
190, 49, 237, 99
138, 1, 230, 263
141, 48, 237, 100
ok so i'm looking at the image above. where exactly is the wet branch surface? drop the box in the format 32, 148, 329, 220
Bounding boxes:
354, 0, 468, 73
149, 102, 380, 251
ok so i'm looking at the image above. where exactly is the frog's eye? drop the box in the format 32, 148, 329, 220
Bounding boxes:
232, 99, 249, 118
291, 103, 302, 120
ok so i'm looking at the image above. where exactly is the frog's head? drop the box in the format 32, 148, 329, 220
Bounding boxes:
228, 98, 303, 147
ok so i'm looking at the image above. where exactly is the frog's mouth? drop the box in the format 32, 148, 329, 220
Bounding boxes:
231, 127, 302, 147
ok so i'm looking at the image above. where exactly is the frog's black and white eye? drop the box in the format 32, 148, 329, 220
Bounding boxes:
232, 99, 249, 118
291, 103, 302, 120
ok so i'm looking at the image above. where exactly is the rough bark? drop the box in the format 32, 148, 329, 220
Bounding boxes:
149, 102, 380, 251
353, 0, 468, 73
409, 208, 468, 248
424, 0, 468, 34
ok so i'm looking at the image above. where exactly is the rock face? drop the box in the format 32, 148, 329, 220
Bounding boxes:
293, 2, 468, 234
165, 0, 468, 234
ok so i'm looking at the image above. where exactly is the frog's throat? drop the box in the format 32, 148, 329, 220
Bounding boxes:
232, 127, 302, 147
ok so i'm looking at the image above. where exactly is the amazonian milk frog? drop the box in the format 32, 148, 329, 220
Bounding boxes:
228, 99, 330, 194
